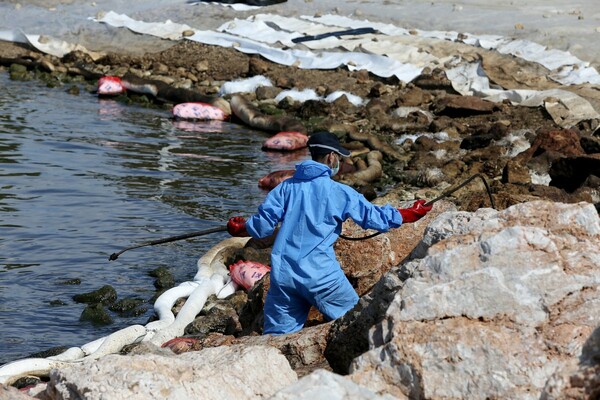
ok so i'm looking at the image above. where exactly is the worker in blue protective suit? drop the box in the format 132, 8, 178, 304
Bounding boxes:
227, 131, 432, 335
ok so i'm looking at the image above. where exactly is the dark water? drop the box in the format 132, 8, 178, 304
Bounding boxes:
0, 74, 307, 364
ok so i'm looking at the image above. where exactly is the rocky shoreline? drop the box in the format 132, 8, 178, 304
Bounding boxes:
2, 200, 599, 399
1, 31, 600, 399
2, 38, 598, 210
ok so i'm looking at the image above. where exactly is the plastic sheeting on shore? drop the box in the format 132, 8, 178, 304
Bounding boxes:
0, 30, 104, 61
91, 11, 600, 128
2, 8, 598, 128
95, 11, 600, 86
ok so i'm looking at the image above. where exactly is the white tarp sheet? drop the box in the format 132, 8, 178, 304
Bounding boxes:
91, 11, 600, 127
94, 10, 600, 87
0, 30, 103, 60
5, 8, 595, 128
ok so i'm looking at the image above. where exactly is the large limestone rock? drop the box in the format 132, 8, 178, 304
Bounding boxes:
326, 200, 456, 373
43, 345, 296, 400
268, 369, 396, 400
14, 200, 600, 400
235, 323, 332, 376
347, 201, 600, 399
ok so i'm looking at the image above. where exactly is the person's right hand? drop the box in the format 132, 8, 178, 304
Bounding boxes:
227, 216, 249, 237
398, 199, 432, 223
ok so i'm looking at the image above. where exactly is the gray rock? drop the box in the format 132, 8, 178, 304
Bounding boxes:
350, 201, 600, 399
20, 200, 600, 400
44, 345, 296, 400
268, 369, 397, 400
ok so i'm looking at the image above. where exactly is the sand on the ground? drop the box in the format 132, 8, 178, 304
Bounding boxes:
1, 0, 599, 69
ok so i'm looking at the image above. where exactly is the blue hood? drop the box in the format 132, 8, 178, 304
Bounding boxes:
293, 160, 331, 180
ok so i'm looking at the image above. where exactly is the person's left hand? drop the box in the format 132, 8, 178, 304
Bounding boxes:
398, 199, 432, 223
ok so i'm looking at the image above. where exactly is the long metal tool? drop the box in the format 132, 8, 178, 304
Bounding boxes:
108, 226, 227, 261
421, 173, 495, 209
108, 175, 495, 258
339, 173, 495, 241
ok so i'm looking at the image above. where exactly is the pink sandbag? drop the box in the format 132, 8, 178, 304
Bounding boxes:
258, 169, 295, 190
262, 131, 308, 151
172, 102, 230, 121
97, 76, 125, 95
229, 260, 271, 290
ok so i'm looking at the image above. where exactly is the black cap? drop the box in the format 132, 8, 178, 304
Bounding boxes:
307, 131, 351, 157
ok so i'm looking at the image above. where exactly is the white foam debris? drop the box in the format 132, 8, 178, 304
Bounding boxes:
274, 89, 364, 106
218, 75, 272, 96
275, 88, 320, 103
530, 171, 552, 186
432, 149, 448, 160
395, 131, 453, 145
495, 129, 533, 157
324, 91, 365, 106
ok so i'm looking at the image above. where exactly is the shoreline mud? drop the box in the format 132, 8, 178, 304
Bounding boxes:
1, 35, 598, 211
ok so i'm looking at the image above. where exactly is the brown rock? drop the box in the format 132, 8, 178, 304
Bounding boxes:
528, 184, 592, 205
275, 76, 295, 89
515, 128, 585, 164
353, 69, 370, 84
502, 160, 531, 185
365, 98, 388, 115
255, 85, 282, 100
194, 60, 209, 72
581, 135, 600, 154
412, 135, 443, 152
368, 82, 390, 97
549, 154, 600, 192
412, 69, 456, 92
331, 94, 358, 114
433, 94, 497, 116
152, 62, 169, 74
395, 86, 433, 107
248, 56, 270, 76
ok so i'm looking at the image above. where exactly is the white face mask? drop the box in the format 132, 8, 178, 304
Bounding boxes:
330, 154, 340, 176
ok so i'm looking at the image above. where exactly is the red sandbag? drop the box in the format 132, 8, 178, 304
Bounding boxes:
262, 131, 308, 151
229, 260, 271, 290
172, 102, 229, 121
98, 76, 125, 95
258, 169, 295, 190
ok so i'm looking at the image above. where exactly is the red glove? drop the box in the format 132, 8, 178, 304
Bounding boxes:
227, 216, 249, 237
398, 199, 433, 223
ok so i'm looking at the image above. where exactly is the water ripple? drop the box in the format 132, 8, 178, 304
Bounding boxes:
0, 74, 306, 364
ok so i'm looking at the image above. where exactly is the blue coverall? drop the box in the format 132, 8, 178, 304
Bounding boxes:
245, 160, 402, 335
